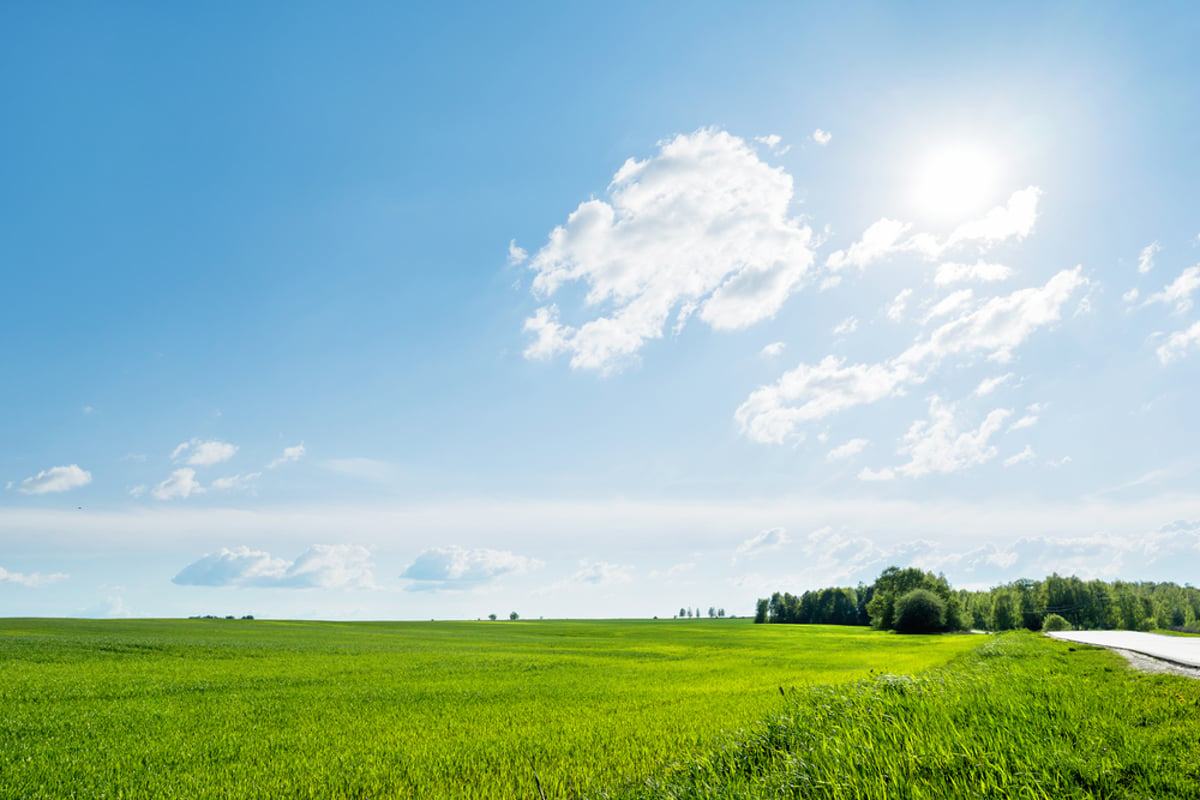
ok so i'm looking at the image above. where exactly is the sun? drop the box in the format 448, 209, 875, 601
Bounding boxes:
910, 143, 1001, 223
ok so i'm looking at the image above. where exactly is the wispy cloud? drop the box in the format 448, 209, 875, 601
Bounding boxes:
811, 129, 832, 146
826, 438, 869, 462
172, 439, 238, 467
0, 565, 68, 587
1137, 241, 1161, 274
734, 527, 790, 560
152, 468, 204, 501
267, 443, 306, 469
1144, 265, 1200, 313
1157, 320, 1200, 364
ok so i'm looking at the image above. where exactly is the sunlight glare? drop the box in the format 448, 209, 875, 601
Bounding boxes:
911, 144, 1000, 222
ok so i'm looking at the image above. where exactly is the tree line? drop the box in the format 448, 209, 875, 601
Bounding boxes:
756, 567, 1200, 634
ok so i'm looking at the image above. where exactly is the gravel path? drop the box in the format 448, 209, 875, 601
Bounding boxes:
1046, 630, 1200, 678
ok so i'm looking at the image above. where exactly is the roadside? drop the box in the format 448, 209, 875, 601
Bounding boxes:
1046, 630, 1200, 679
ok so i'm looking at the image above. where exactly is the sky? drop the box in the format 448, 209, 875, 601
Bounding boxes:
2, 2, 1199, 620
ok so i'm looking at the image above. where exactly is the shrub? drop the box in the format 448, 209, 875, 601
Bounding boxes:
1041, 613, 1070, 632
893, 589, 947, 634
1137, 616, 1157, 632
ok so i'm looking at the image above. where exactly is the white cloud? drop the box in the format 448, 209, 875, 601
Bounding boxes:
173, 545, 376, 590
944, 187, 1041, 248
892, 397, 1012, 478
324, 458, 396, 482
886, 288, 913, 321
267, 443, 306, 469
0, 565, 68, 587
172, 439, 238, 467
735, 356, 915, 444
754, 134, 790, 154
1157, 320, 1200, 364
737, 269, 1082, 443
857, 467, 895, 482
1122, 288, 1140, 303
760, 341, 786, 357
922, 289, 975, 324
152, 468, 205, 501
649, 562, 696, 580
812, 129, 832, 146
1144, 265, 1200, 313
898, 267, 1086, 365
826, 218, 913, 271
12, 465, 92, 495
1008, 403, 1042, 431
974, 373, 1013, 396
1137, 241, 1161, 274
522, 128, 816, 371
825, 188, 1042, 273
1003, 444, 1037, 467
399, 546, 542, 591
832, 316, 858, 335
826, 438, 869, 462
541, 561, 635, 593
210, 472, 261, 492
507, 239, 528, 265
734, 527, 790, 559
934, 261, 1013, 285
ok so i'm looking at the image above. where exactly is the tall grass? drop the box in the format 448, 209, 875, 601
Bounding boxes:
597, 633, 1200, 799
0, 618, 979, 799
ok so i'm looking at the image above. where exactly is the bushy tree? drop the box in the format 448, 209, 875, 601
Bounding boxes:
1041, 613, 1070, 632
893, 589, 947, 634
509, 611, 519, 621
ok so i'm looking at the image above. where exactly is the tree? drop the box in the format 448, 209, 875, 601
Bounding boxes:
679, 607, 687, 619
509, 611, 519, 621
990, 591, 1016, 631
488, 613, 497, 621
754, 598, 769, 624
1041, 613, 1070, 632
893, 589, 947, 634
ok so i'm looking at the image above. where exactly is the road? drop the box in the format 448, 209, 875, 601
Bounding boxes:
1046, 630, 1200, 668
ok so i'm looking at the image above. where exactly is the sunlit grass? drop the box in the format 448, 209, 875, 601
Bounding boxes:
600, 632, 1200, 799
0, 618, 979, 798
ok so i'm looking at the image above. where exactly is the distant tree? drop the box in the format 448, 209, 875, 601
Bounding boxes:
707, 606, 716, 618
893, 589, 947, 634
718, 608, 725, 618
990, 591, 1016, 631
754, 598, 769, 624
680, 607, 687, 619
509, 611, 519, 621
488, 613, 497, 621
686, 608, 693, 618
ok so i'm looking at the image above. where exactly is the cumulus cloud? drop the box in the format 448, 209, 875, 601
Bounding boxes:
521, 128, 815, 371
832, 316, 858, 335
1003, 444, 1037, 467
1008, 403, 1043, 431
1122, 288, 1140, 303
1157, 320, 1200, 364
934, 261, 1014, 285
760, 341, 786, 357
891, 397, 1011, 478
267, 443, 306, 469
172, 439, 238, 467
1143, 265, 1200, 313
1137, 241, 1161, 274
944, 187, 1041, 248
399, 546, 542, 592
0, 565, 68, 587
12, 465, 92, 495
826, 218, 914, 271
734, 527, 790, 560
974, 373, 1014, 396
826, 438, 869, 462
754, 133, 790, 154
812, 129, 832, 146
172, 544, 375, 589
152, 468, 205, 501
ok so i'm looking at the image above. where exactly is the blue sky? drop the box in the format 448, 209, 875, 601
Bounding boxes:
3, 2, 1199, 620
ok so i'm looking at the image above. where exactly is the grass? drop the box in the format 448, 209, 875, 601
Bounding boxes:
597, 632, 1200, 799
0, 618, 980, 799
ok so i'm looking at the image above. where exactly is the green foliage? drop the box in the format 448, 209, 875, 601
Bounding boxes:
866, 567, 965, 632
0, 619, 978, 799
892, 588, 947, 634
1041, 613, 1071, 632
599, 633, 1200, 799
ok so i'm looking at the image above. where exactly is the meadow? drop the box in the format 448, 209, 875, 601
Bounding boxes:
0, 618, 981, 799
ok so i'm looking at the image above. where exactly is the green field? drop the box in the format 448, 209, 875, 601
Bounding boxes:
0, 618, 981, 798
